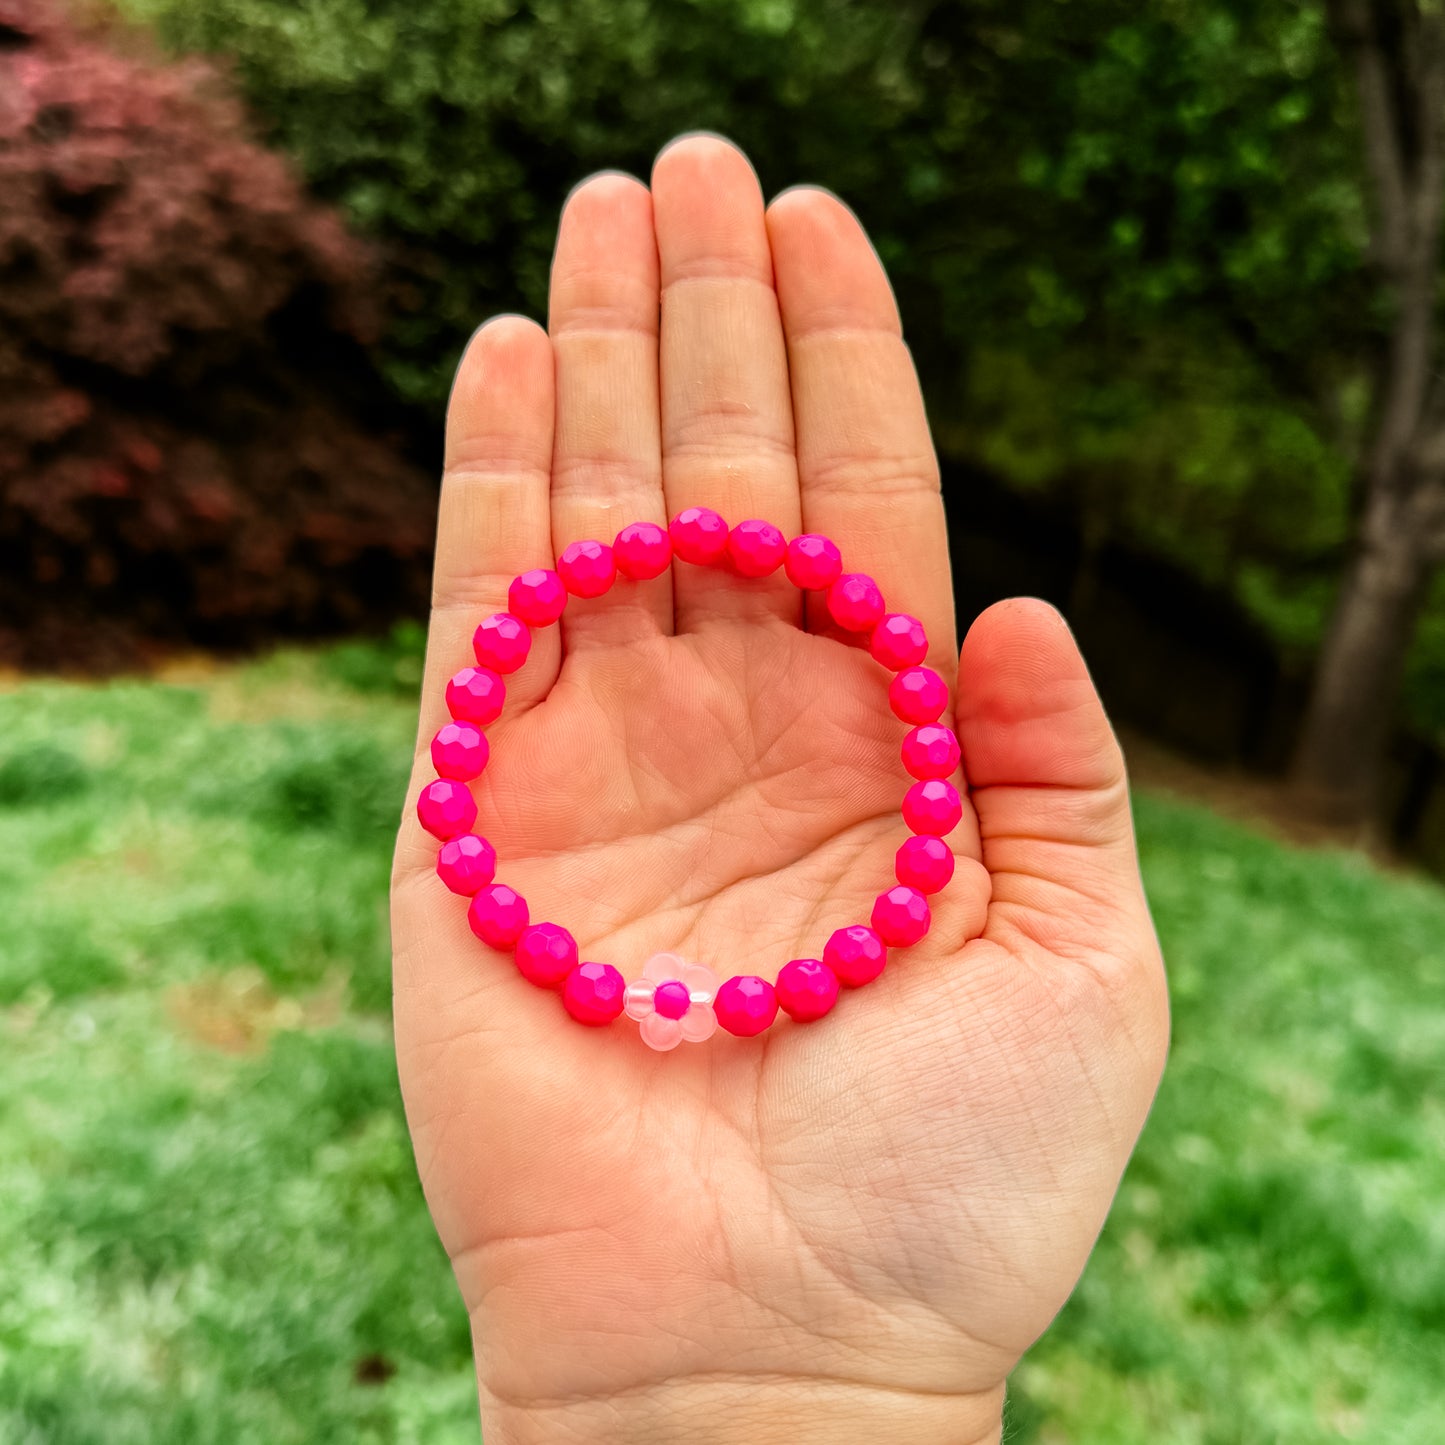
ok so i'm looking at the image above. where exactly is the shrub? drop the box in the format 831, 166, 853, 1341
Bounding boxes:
0, 0, 435, 670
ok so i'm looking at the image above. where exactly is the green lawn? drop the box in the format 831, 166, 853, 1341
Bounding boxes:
1, 637, 1441, 1443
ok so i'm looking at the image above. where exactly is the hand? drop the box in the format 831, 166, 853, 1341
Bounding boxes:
391, 135, 1169, 1445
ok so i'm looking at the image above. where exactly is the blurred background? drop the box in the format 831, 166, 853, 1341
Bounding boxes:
1, 0, 1442, 1440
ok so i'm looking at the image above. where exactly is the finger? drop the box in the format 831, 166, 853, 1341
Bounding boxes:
652, 134, 801, 627
403, 316, 557, 872
767, 187, 955, 675
955, 598, 1156, 970
547, 172, 671, 647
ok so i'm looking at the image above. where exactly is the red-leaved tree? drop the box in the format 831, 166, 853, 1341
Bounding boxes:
0, 0, 434, 668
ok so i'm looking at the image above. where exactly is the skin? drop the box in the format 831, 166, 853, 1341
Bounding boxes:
391, 134, 1170, 1445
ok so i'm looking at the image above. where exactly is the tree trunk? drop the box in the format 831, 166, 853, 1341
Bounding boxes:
1290, 489, 1433, 821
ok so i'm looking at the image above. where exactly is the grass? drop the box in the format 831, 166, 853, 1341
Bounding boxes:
1, 632, 1441, 1442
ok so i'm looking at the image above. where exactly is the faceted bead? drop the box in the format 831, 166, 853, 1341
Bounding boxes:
889, 666, 948, 724
869, 613, 928, 671
713, 975, 778, 1036
446, 665, 506, 724
903, 779, 963, 836
431, 720, 489, 781
435, 833, 497, 896
895, 835, 955, 895
416, 779, 476, 840
473, 612, 532, 674
873, 885, 931, 947
823, 925, 887, 987
784, 533, 843, 590
563, 961, 627, 1026
508, 568, 567, 626
669, 506, 729, 565
514, 922, 579, 988
726, 519, 786, 577
902, 724, 961, 781
614, 521, 673, 579
557, 539, 617, 598
775, 958, 840, 1022
467, 883, 530, 949
653, 980, 692, 1020
826, 573, 885, 632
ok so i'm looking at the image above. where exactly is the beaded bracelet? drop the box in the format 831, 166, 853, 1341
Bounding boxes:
416, 508, 962, 1050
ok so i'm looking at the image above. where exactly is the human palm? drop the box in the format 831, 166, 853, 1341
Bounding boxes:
392, 137, 1168, 1444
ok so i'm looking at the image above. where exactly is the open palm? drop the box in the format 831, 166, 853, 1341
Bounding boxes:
392, 136, 1168, 1444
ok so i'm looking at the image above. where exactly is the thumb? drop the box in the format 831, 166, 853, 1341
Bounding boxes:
955, 598, 1154, 969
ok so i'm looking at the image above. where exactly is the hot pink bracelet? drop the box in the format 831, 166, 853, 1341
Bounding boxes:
417, 509, 962, 1050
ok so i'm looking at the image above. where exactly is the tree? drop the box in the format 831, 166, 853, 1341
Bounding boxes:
0, 0, 434, 668
1291, 0, 1445, 820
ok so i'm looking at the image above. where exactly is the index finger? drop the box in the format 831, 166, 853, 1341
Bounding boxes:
765, 188, 956, 676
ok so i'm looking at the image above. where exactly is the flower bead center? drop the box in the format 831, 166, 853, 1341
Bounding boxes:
654, 980, 692, 1019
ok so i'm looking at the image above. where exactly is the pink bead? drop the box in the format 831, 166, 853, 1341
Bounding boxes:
902, 724, 961, 781
431, 720, 489, 781
823, 925, 887, 986
895, 836, 955, 895
514, 922, 579, 988
473, 613, 532, 674
563, 961, 627, 1026
713, 975, 778, 1036
654, 980, 691, 1019
508, 568, 567, 626
727, 519, 786, 577
903, 779, 963, 836
557, 539, 617, 598
435, 833, 497, 895
826, 573, 885, 632
784, 533, 843, 590
669, 507, 729, 565
775, 958, 840, 1022
872, 885, 931, 946
614, 521, 672, 579
416, 779, 476, 840
870, 614, 928, 671
446, 665, 506, 724
889, 666, 948, 724
467, 883, 530, 949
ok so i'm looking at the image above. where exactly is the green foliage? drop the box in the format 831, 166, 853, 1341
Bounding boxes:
1, 647, 1443, 1439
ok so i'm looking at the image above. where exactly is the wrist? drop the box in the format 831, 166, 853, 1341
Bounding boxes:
478, 1374, 1005, 1444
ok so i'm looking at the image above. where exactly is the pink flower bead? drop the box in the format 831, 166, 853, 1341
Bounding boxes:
446, 665, 506, 725
669, 506, 729, 565
614, 521, 672, 579
473, 613, 531, 674
872, 884, 931, 947
823, 925, 887, 987
727, 519, 786, 577
826, 573, 885, 632
623, 954, 719, 1048
784, 533, 842, 590
889, 666, 949, 724
563, 961, 627, 1026
416, 779, 476, 840
431, 720, 489, 781
895, 835, 955, 895
775, 958, 840, 1022
901, 724, 961, 781
436, 833, 497, 895
467, 883, 530, 949
514, 922, 579, 988
557, 539, 617, 598
713, 975, 779, 1036
903, 779, 963, 836
870, 614, 928, 671
508, 568, 567, 626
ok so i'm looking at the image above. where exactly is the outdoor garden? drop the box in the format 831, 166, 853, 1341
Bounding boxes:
1, 0, 1442, 1440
